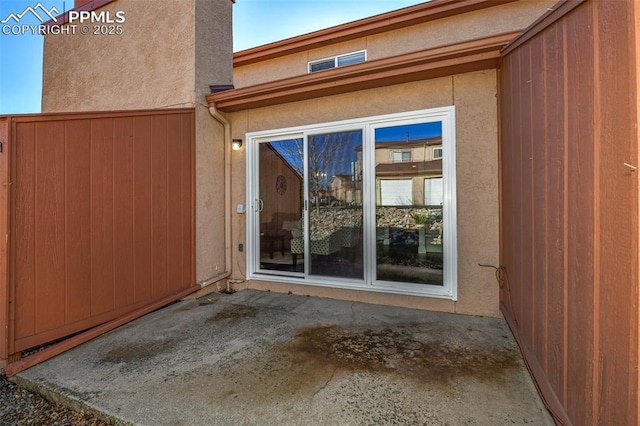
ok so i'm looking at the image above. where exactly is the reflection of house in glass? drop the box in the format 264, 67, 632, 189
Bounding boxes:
252, 120, 446, 286
374, 136, 443, 207
329, 174, 358, 205
371, 133, 445, 286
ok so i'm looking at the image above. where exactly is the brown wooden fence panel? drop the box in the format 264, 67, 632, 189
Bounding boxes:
0, 118, 10, 365
565, 6, 596, 424
529, 34, 547, 367
540, 21, 566, 407
4, 109, 196, 356
595, 1, 640, 422
499, 1, 639, 424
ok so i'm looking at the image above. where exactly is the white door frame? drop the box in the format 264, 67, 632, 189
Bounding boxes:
245, 106, 457, 300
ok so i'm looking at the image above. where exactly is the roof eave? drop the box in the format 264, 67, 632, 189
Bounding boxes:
208, 32, 517, 113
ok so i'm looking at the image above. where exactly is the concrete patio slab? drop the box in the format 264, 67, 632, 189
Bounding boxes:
13, 290, 553, 425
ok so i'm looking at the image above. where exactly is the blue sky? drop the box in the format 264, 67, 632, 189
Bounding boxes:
0, 0, 424, 115
375, 122, 442, 142
233, 0, 425, 52
272, 121, 441, 178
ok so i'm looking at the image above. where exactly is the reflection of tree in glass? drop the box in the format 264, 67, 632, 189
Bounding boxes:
309, 133, 346, 192
271, 139, 304, 177
272, 131, 362, 201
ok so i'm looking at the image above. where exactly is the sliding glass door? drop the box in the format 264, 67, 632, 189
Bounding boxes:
252, 129, 364, 282
372, 121, 444, 286
247, 107, 456, 299
256, 137, 304, 275
307, 130, 364, 280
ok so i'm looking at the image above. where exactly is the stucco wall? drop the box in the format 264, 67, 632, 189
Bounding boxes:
233, 0, 555, 88
41, 0, 233, 283
43, 0, 192, 111
227, 69, 501, 317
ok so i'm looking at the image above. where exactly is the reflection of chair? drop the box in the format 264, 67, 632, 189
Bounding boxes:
289, 209, 363, 265
289, 218, 304, 266
260, 232, 284, 259
261, 212, 299, 259
291, 229, 343, 266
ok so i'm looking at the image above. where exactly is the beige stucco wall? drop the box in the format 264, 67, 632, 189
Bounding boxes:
233, 0, 555, 88
44, 0, 190, 111
226, 69, 501, 317
42, 0, 233, 283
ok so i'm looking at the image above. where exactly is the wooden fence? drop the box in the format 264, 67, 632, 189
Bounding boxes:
499, 1, 639, 424
0, 109, 197, 366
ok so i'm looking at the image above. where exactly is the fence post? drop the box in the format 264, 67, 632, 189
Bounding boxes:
0, 117, 11, 368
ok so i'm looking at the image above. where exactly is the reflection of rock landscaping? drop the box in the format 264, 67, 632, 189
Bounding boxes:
290, 208, 363, 261
377, 206, 442, 236
376, 206, 441, 230
288, 206, 444, 285
376, 207, 443, 248
309, 207, 362, 239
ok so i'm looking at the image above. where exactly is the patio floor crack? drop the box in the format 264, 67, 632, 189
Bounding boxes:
313, 366, 339, 399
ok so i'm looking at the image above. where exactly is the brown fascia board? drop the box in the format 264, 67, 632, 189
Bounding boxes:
233, 0, 519, 66
208, 32, 517, 113
376, 138, 443, 149
376, 159, 443, 176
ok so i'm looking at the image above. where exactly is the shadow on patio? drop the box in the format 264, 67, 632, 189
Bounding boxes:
13, 290, 552, 425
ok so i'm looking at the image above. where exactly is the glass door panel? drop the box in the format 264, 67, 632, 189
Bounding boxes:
257, 138, 304, 274
307, 130, 364, 279
374, 122, 444, 286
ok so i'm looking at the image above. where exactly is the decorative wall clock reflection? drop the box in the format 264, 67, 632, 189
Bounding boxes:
276, 175, 287, 195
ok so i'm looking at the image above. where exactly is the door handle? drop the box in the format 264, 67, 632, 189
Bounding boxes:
258, 199, 264, 212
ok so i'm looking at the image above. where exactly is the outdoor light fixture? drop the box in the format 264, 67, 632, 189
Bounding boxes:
232, 139, 243, 150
